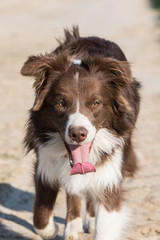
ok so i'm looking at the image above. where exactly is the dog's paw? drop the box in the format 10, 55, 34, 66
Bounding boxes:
64, 217, 83, 240
84, 214, 95, 234
34, 216, 58, 239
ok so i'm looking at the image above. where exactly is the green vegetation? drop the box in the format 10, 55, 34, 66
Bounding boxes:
150, 0, 160, 9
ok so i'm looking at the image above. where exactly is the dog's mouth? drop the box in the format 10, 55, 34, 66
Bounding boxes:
64, 140, 96, 176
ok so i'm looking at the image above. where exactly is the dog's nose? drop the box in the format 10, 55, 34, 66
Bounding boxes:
69, 126, 88, 143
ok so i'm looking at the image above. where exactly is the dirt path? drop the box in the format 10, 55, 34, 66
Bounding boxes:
0, 0, 160, 239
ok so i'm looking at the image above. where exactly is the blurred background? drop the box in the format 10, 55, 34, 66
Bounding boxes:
0, 0, 160, 239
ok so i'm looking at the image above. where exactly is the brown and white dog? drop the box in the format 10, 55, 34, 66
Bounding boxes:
21, 27, 141, 240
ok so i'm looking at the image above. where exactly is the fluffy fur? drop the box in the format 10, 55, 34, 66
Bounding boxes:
94, 203, 130, 240
21, 26, 141, 240
37, 130, 123, 194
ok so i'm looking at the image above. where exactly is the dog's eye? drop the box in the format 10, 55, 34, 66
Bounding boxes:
56, 100, 67, 109
92, 101, 100, 107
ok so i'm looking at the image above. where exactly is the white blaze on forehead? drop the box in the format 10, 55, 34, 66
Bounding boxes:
65, 101, 96, 144
76, 100, 80, 112
74, 72, 79, 82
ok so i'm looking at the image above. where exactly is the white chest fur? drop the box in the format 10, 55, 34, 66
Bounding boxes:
37, 129, 124, 195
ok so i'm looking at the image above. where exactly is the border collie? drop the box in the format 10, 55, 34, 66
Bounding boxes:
21, 27, 141, 240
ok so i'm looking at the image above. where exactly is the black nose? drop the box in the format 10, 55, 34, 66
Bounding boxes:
69, 126, 88, 143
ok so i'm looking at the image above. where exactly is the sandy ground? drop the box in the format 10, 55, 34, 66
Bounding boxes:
0, 0, 160, 239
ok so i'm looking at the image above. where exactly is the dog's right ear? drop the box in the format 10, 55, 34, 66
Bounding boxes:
21, 55, 53, 111
21, 53, 70, 111
21, 55, 52, 79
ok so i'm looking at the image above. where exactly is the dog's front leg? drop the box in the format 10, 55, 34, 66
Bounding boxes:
33, 177, 59, 239
84, 197, 95, 233
94, 190, 130, 240
64, 194, 83, 240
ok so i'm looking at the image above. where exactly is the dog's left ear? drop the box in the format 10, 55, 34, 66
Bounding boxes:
105, 59, 133, 113
85, 56, 133, 86
93, 57, 132, 86
105, 58, 133, 86
21, 55, 54, 111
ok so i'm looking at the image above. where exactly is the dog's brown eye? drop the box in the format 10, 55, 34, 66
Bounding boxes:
57, 100, 67, 109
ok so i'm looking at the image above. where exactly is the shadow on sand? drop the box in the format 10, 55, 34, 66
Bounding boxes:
0, 223, 33, 240
0, 183, 65, 239
0, 183, 34, 212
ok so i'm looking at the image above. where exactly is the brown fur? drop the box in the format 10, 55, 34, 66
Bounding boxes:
99, 187, 123, 212
21, 27, 141, 236
86, 198, 95, 218
66, 194, 81, 223
34, 177, 59, 229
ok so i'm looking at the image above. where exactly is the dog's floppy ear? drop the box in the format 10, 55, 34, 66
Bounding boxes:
84, 56, 133, 86
88, 57, 133, 113
21, 55, 54, 111
88, 57, 133, 112
21, 53, 70, 111
105, 58, 133, 86
21, 55, 53, 76
92, 57, 133, 86
105, 59, 133, 113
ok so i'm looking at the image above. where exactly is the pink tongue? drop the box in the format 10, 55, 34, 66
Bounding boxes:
67, 143, 96, 175
70, 162, 96, 175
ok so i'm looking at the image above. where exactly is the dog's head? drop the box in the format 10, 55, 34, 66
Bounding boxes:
21, 52, 133, 175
